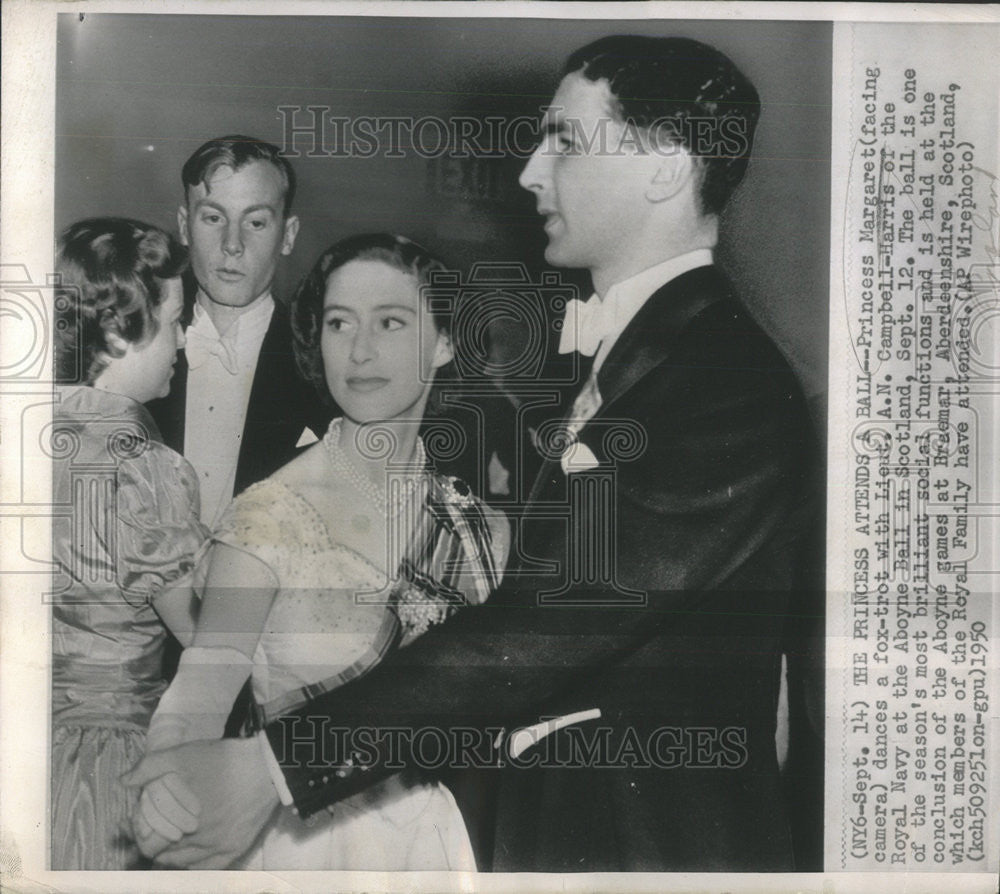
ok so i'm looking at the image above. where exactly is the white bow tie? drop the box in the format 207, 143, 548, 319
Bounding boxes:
185, 327, 239, 375
558, 295, 613, 357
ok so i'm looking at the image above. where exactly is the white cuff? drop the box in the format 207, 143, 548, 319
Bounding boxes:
505, 708, 603, 759
257, 731, 294, 807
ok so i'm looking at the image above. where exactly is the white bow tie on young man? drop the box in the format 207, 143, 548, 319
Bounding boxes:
558, 250, 717, 362
185, 322, 239, 375
558, 294, 614, 358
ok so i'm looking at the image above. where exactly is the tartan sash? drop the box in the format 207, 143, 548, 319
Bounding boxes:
249, 473, 498, 729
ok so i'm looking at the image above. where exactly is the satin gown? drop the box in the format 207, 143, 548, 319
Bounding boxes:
177, 466, 507, 870
50, 386, 206, 870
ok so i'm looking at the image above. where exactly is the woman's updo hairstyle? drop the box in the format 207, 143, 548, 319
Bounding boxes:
54, 217, 188, 384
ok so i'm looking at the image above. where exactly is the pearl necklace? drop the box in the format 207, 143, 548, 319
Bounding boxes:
322, 418, 427, 516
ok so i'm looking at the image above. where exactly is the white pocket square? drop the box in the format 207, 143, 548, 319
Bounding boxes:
560, 440, 599, 474
488, 450, 511, 495
296, 427, 320, 448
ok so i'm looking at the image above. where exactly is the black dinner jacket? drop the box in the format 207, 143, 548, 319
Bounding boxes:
266, 266, 821, 872
146, 296, 331, 499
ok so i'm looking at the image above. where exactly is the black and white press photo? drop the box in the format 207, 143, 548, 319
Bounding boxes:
48, 12, 830, 873
0, 3, 996, 893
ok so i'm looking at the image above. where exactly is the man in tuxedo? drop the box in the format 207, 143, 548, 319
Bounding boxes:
131, 36, 820, 871
147, 135, 330, 526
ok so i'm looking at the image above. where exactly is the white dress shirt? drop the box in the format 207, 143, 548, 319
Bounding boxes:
184, 290, 274, 528
558, 248, 714, 373
559, 249, 714, 474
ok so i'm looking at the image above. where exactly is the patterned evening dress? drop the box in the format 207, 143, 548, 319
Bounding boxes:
176, 422, 507, 870
50, 386, 207, 870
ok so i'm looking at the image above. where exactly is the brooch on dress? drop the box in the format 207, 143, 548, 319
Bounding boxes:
394, 582, 458, 637
392, 476, 488, 637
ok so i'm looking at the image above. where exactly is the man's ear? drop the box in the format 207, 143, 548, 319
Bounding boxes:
431, 331, 454, 370
281, 215, 300, 256
177, 205, 190, 246
645, 148, 695, 204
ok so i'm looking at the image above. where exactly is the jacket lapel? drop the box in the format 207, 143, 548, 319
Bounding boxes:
594, 265, 724, 413
526, 265, 725, 503
234, 302, 299, 495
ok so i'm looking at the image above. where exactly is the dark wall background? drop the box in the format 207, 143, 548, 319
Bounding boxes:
56, 14, 831, 402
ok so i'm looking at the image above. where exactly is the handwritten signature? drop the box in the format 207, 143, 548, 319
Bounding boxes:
969, 166, 999, 289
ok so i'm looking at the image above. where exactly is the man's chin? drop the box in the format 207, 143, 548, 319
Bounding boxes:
543, 243, 580, 270
201, 287, 259, 309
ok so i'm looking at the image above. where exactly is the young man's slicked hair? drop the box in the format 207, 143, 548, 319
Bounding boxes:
181, 135, 297, 216
566, 35, 761, 216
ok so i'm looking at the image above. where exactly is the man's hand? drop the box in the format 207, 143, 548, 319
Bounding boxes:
132, 770, 201, 857
125, 738, 280, 868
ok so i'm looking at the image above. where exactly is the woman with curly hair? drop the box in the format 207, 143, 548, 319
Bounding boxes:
50, 217, 208, 869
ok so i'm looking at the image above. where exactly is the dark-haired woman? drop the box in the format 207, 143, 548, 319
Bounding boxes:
140, 234, 508, 869
50, 218, 209, 869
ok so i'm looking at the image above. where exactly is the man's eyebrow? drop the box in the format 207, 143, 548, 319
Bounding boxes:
193, 198, 225, 212
241, 204, 279, 216
193, 199, 278, 215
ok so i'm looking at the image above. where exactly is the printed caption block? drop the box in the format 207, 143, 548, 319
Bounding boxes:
828, 23, 999, 872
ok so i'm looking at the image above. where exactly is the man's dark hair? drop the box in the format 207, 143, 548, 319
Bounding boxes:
181, 135, 297, 216
566, 35, 761, 216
